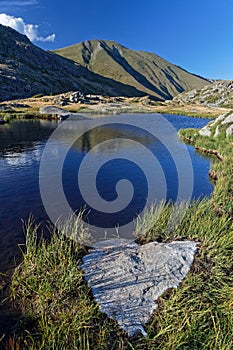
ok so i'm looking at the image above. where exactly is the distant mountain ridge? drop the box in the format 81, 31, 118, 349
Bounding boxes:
0, 25, 145, 101
54, 40, 210, 100
0, 25, 210, 102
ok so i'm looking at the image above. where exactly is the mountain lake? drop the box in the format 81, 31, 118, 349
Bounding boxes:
0, 113, 213, 272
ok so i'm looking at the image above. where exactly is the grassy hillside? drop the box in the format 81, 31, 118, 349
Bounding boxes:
0, 25, 146, 102
55, 40, 210, 100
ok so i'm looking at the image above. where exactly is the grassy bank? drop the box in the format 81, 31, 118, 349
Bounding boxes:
4, 201, 233, 349
179, 127, 233, 216
1, 118, 233, 349
0, 109, 50, 122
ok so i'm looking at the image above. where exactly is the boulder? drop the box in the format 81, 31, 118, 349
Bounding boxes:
81, 239, 197, 337
221, 113, 233, 125
0, 104, 14, 112
214, 125, 220, 138
39, 105, 68, 115
39, 105, 91, 120
199, 125, 211, 137
226, 124, 233, 137
210, 113, 226, 126
0, 119, 8, 125
69, 91, 84, 103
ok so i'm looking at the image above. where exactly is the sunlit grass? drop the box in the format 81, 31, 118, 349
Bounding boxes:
5, 197, 232, 349
179, 127, 233, 216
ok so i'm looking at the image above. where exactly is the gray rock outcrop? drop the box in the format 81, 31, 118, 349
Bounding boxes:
39, 105, 68, 115
210, 113, 226, 126
69, 91, 85, 103
174, 80, 233, 107
199, 112, 233, 138
221, 113, 233, 125
214, 125, 220, 138
81, 239, 197, 337
39, 105, 91, 120
199, 125, 211, 136
226, 124, 233, 137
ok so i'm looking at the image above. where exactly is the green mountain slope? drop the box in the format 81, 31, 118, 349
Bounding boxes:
0, 25, 145, 102
54, 40, 210, 100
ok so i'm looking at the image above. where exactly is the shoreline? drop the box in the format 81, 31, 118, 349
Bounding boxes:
0, 93, 229, 122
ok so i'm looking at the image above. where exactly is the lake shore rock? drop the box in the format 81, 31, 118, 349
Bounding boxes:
81, 239, 198, 337
199, 112, 233, 138
39, 105, 91, 120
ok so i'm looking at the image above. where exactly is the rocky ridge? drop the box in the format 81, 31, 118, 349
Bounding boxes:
174, 80, 233, 108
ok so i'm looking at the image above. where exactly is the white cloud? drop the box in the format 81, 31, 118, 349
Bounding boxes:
0, 13, 55, 42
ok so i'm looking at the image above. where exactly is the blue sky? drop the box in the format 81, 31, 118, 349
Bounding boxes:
0, 0, 233, 79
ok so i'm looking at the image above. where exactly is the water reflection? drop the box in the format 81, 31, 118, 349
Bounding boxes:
0, 119, 58, 156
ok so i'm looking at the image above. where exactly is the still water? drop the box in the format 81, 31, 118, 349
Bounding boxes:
0, 114, 213, 271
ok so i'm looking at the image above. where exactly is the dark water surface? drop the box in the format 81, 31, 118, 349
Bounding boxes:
0, 114, 213, 272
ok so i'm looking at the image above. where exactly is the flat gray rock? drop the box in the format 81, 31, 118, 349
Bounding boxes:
39, 105, 91, 120
39, 105, 67, 115
81, 239, 197, 337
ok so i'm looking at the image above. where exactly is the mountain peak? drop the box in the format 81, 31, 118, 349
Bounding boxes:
0, 25, 210, 102
54, 39, 210, 100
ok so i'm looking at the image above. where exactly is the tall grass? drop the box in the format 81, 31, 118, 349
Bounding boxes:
5, 196, 232, 349
179, 127, 233, 216
8, 216, 123, 349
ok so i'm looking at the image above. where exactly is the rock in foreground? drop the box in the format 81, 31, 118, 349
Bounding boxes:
81, 239, 197, 337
